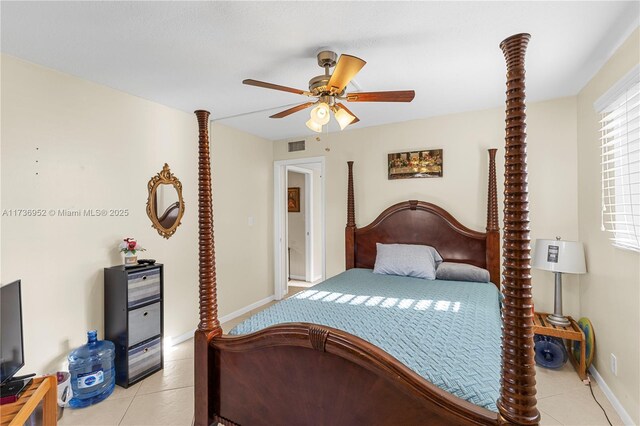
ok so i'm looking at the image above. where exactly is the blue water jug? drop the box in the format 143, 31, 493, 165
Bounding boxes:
68, 330, 115, 408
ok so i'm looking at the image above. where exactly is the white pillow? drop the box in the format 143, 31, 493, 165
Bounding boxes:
373, 243, 442, 280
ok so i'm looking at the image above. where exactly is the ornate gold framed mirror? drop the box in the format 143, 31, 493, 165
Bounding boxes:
146, 163, 185, 239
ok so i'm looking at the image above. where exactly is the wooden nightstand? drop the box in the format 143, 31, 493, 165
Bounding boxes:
533, 312, 587, 382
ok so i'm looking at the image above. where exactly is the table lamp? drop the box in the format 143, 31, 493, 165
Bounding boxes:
532, 237, 587, 326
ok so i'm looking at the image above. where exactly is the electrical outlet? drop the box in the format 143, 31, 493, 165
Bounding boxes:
610, 353, 618, 376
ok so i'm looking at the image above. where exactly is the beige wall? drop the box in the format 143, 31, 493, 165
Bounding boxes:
0, 55, 273, 374
211, 123, 274, 314
274, 97, 580, 315
287, 171, 306, 278
577, 27, 640, 424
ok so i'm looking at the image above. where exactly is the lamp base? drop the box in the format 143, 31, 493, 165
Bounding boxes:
548, 271, 571, 327
547, 314, 571, 327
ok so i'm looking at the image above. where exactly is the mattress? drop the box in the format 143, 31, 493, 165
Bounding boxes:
229, 268, 502, 412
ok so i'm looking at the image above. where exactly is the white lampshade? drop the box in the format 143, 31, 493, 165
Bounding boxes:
305, 118, 322, 133
532, 239, 587, 274
334, 106, 356, 130
310, 103, 330, 125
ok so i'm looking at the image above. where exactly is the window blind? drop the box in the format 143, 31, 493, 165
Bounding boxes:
596, 65, 640, 252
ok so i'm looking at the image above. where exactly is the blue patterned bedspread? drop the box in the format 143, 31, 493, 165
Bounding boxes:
229, 268, 501, 412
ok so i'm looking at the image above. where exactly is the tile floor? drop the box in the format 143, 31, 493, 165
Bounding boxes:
60, 286, 625, 426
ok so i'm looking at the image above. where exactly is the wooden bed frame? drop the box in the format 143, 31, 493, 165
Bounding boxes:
344, 158, 501, 287
193, 33, 539, 425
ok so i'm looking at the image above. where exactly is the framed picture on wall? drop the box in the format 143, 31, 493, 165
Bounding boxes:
288, 187, 300, 212
387, 149, 443, 179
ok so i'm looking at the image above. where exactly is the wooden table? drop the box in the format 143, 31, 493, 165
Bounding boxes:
533, 312, 587, 382
0, 376, 57, 426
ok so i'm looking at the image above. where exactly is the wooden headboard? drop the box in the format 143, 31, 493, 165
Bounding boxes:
345, 150, 501, 287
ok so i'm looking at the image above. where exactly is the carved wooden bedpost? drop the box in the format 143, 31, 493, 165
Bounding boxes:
345, 161, 356, 269
194, 110, 223, 426
486, 149, 501, 287
497, 34, 540, 425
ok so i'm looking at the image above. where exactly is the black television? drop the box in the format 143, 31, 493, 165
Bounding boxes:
0, 280, 24, 385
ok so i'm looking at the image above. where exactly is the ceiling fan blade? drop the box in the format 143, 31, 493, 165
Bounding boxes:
335, 103, 360, 124
269, 102, 315, 119
346, 90, 415, 103
243, 79, 310, 96
327, 54, 366, 94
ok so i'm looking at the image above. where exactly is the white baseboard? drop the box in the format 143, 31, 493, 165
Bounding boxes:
289, 274, 306, 281
219, 294, 276, 324
589, 365, 635, 425
169, 329, 196, 346
165, 295, 276, 347
288, 275, 322, 287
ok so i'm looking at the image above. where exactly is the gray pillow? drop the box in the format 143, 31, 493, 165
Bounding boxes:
435, 262, 491, 283
373, 243, 442, 280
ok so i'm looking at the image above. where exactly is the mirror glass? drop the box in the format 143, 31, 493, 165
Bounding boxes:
156, 183, 180, 229
146, 164, 185, 239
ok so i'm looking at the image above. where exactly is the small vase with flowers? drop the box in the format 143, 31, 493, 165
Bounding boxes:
119, 237, 146, 266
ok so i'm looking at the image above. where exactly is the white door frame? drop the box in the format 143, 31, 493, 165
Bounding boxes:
287, 165, 314, 283
274, 156, 326, 300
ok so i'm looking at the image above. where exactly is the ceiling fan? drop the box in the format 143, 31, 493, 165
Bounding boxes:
243, 50, 415, 132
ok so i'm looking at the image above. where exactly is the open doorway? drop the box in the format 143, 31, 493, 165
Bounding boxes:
274, 157, 326, 300
287, 166, 321, 287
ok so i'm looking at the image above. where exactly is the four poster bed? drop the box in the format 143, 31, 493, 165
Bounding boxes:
193, 33, 539, 425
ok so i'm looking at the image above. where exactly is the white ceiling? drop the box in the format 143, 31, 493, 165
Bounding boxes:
1, 1, 638, 141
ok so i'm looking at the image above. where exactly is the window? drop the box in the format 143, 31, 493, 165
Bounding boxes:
595, 65, 640, 252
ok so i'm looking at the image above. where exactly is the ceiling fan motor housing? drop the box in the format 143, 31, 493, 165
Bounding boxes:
309, 75, 330, 95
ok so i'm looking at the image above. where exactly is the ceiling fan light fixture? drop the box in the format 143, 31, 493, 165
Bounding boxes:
310, 102, 331, 125
334, 106, 356, 130
306, 118, 323, 133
